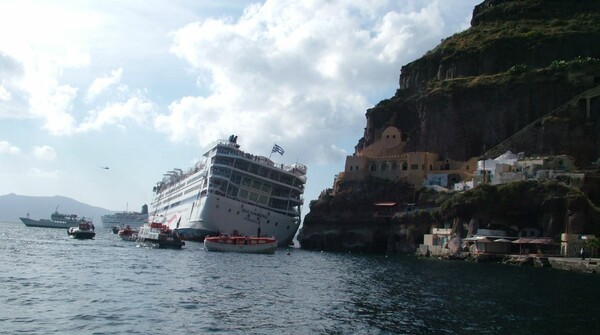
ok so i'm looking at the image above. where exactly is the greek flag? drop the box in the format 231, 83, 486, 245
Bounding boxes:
271, 143, 285, 155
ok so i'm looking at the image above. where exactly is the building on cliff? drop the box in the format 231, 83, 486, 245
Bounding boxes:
335, 126, 478, 192
466, 151, 584, 189
335, 125, 586, 195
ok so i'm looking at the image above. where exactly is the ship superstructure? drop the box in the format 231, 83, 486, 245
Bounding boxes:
100, 205, 148, 228
149, 136, 307, 246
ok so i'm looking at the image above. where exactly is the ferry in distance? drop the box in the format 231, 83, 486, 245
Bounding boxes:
101, 204, 148, 228
149, 135, 307, 247
20, 207, 89, 229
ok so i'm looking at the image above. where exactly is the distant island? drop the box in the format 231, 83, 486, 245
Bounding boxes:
0, 193, 113, 224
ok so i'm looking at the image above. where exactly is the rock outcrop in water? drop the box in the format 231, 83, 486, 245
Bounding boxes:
299, 0, 600, 253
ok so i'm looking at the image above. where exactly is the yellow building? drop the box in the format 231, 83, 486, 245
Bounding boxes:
339, 126, 477, 189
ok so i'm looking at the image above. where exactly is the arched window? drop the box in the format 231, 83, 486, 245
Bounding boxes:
370, 163, 377, 172
381, 162, 387, 171
402, 162, 408, 171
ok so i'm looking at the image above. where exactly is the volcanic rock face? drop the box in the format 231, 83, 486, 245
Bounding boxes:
300, 0, 600, 253
362, 0, 600, 165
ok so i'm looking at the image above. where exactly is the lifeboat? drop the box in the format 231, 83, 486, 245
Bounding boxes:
204, 234, 277, 254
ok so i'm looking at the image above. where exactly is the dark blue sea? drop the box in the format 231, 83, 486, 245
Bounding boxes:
1, 221, 599, 334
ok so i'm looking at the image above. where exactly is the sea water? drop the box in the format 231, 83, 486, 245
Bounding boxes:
1, 221, 599, 334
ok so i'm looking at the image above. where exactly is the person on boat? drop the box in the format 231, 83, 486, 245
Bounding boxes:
91, 223, 95, 231
257, 227, 261, 237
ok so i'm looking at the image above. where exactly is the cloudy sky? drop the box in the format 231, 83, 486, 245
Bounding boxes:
0, 0, 479, 217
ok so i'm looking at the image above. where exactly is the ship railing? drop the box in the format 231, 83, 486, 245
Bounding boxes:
210, 140, 307, 177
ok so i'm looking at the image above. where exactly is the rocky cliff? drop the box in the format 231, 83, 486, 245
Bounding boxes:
362, 0, 600, 164
300, 0, 600, 253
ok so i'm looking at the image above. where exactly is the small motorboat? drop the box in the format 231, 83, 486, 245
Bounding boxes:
204, 234, 277, 254
136, 222, 185, 249
67, 221, 96, 239
117, 225, 138, 241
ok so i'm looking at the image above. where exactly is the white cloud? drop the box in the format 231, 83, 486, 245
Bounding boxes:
33, 145, 57, 160
0, 140, 20, 154
86, 68, 123, 103
0, 85, 10, 101
78, 94, 156, 132
163, 0, 474, 163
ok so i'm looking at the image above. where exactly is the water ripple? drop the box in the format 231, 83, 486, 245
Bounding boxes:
2, 222, 600, 334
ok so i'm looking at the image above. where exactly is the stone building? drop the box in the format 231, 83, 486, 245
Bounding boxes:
337, 126, 478, 192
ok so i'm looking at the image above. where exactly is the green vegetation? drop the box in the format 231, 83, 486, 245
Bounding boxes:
433, 180, 600, 235
429, 0, 600, 66
548, 56, 600, 71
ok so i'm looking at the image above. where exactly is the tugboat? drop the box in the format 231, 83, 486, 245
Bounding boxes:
136, 221, 185, 249
204, 233, 277, 254
67, 220, 96, 239
117, 225, 138, 241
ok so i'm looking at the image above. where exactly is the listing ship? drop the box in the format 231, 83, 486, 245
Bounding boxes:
149, 135, 307, 246
20, 208, 87, 229
101, 205, 148, 228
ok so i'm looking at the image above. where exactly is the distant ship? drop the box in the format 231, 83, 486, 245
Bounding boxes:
20, 208, 90, 229
101, 204, 148, 228
149, 135, 307, 246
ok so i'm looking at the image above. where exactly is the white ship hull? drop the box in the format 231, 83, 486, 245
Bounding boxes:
149, 137, 306, 247
156, 195, 298, 246
20, 217, 79, 229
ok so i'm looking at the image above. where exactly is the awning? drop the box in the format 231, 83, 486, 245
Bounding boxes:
512, 238, 554, 244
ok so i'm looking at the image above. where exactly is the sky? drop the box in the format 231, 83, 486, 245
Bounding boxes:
0, 0, 480, 216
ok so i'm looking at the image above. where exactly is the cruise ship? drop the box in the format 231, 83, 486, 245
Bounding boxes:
100, 205, 148, 228
149, 135, 307, 246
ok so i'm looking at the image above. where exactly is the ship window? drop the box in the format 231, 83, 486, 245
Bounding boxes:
261, 184, 272, 193
249, 164, 260, 174
242, 178, 252, 186
249, 192, 259, 202
239, 189, 249, 199
259, 195, 268, 205
252, 180, 261, 190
